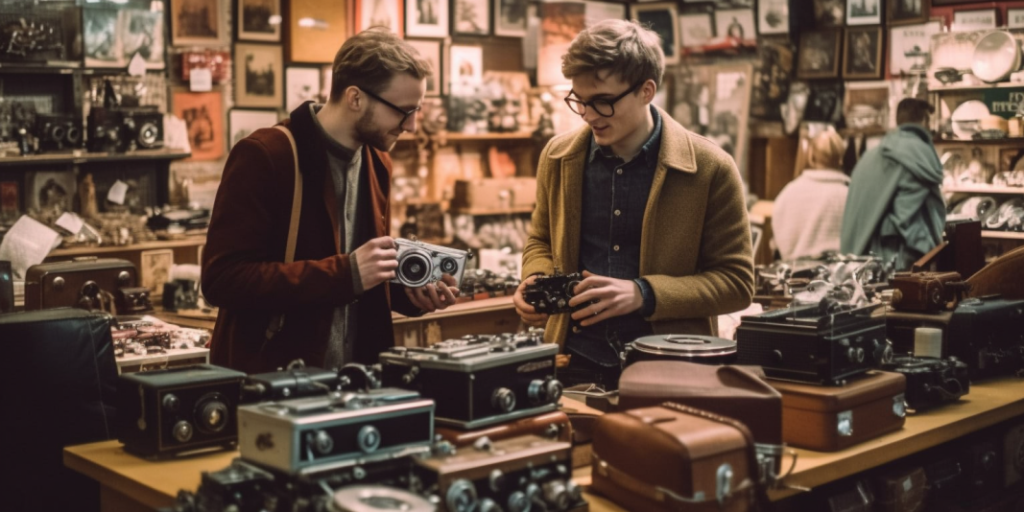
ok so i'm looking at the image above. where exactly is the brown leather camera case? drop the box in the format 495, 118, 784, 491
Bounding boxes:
873, 466, 926, 512
768, 371, 907, 452
890, 271, 966, 312
24, 258, 137, 311
591, 404, 761, 512
434, 410, 572, 448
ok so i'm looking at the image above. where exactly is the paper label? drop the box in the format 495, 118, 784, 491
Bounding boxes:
55, 212, 84, 234
190, 68, 213, 92
128, 53, 147, 77
107, 180, 129, 205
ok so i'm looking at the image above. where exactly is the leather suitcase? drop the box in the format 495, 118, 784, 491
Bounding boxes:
768, 371, 907, 452
890, 271, 967, 312
873, 466, 926, 512
434, 410, 572, 448
24, 257, 137, 311
591, 403, 767, 512
560, 395, 604, 468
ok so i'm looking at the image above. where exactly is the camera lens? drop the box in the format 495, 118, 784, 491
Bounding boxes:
440, 257, 458, 274
50, 124, 66, 142
138, 122, 159, 147
195, 392, 230, 434
398, 251, 432, 287
66, 126, 81, 145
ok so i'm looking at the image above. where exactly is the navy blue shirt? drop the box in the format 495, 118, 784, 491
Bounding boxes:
565, 106, 662, 367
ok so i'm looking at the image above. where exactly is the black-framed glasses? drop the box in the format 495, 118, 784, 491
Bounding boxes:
359, 87, 421, 127
564, 81, 643, 118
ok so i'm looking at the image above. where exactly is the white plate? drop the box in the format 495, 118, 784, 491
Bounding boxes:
972, 31, 1021, 83
950, 100, 991, 140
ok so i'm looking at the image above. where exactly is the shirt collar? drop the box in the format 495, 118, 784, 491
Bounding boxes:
588, 105, 662, 166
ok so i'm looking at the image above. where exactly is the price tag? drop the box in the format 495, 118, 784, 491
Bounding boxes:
190, 69, 213, 92
107, 180, 129, 205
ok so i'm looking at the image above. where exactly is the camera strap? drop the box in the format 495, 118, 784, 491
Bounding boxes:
265, 125, 303, 341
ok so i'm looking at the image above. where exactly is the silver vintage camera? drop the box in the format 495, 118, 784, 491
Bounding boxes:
392, 238, 470, 288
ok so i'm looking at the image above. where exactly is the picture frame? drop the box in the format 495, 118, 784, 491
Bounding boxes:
172, 90, 225, 161
289, 0, 346, 63
356, 0, 403, 35
813, 0, 845, 27
537, 2, 584, 87
843, 81, 889, 132
140, 249, 173, 295
952, 9, 997, 32
758, 0, 789, 35
171, 0, 225, 46
843, 26, 883, 79
120, 9, 166, 70
797, 30, 842, 79
846, 0, 881, 26
888, 0, 927, 25
889, 20, 941, 76
715, 8, 756, 44
406, 0, 449, 37
679, 12, 714, 48
238, 0, 281, 42
24, 170, 76, 214
407, 39, 442, 96
494, 0, 527, 37
285, 67, 322, 112
83, 7, 122, 67
229, 109, 279, 149
453, 0, 490, 36
449, 44, 483, 94
631, 3, 681, 65
1009, 9, 1024, 29
234, 43, 283, 109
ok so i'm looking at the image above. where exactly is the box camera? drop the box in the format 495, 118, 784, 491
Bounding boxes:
523, 272, 595, 314
392, 238, 470, 288
87, 106, 164, 153
116, 364, 246, 459
34, 113, 82, 152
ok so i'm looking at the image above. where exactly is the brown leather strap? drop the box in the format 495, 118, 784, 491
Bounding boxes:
265, 125, 302, 341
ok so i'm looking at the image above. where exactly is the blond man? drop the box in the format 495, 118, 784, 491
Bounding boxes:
204, 29, 458, 373
514, 20, 754, 387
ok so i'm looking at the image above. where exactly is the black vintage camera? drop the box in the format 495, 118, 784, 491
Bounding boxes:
34, 113, 82, 152
522, 272, 593, 314
87, 106, 163, 153
881, 356, 969, 412
116, 364, 246, 459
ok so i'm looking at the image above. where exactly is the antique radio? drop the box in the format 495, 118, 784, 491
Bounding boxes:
116, 364, 246, 459
412, 435, 585, 512
380, 332, 561, 429
115, 286, 153, 314
880, 356, 969, 412
24, 257, 137, 311
434, 410, 572, 448
736, 301, 891, 385
889, 271, 968, 313
1003, 423, 1024, 488
391, 238, 470, 288
34, 113, 82, 152
237, 388, 434, 474
522, 273, 587, 314
622, 334, 738, 367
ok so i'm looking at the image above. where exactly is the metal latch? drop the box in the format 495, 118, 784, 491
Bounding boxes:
837, 410, 854, 437
716, 463, 734, 506
893, 394, 907, 418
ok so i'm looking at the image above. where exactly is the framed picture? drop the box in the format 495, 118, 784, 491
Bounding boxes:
679, 12, 714, 48
813, 0, 845, 27
356, 0, 403, 34
238, 0, 281, 42
171, 0, 225, 46
453, 0, 490, 35
140, 249, 173, 295
846, 0, 881, 25
750, 39, 794, 120
1009, 9, 1024, 29
229, 109, 279, 148
407, 39, 442, 96
24, 170, 76, 213
406, 0, 449, 37
844, 81, 890, 132
84, 8, 121, 67
889, 21, 941, 76
181, 50, 231, 84
172, 90, 225, 161
715, 8, 756, 43
234, 43, 283, 108
537, 2, 584, 86
449, 44, 483, 93
952, 9, 997, 32
494, 0, 527, 37
843, 26, 883, 79
121, 9, 165, 69
289, 0, 346, 63
285, 67, 322, 112
797, 30, 842, 79
888, 0, 927, 25
631, 3, 681, 65
758, 0, 789, 35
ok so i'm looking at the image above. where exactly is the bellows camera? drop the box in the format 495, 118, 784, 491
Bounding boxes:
392, 238, 470, 288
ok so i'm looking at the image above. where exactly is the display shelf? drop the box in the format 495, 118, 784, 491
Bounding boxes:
929, 82, 1024, 92
982, 231, 1024, 240
449, 206, 535, 216
49, 237, 207, 258
944, 185, 1024, 194
0, 148, 190, 167
934, 138, 1021, 145
0, 62, 85, 72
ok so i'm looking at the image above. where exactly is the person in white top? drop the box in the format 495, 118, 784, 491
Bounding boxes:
773, 130, 849, 260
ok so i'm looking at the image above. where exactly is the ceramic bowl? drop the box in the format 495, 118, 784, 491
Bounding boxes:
972, 31, 1021, 84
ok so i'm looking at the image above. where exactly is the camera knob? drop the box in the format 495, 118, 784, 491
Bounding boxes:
479, 498, 503, 512
545, 379, 563, 404
312, 430, 334, 455
525, 483, 541, 503
162, 393, 181, 413
566, 481, 582, 503
542, 480, 571, 511
506, 491, 530, 512
528, 380, 546, 405
492, 388, 516, 413
489, 469, 506, 492
172, 420, 193, 443
446, 479, 478, 512
357, 425, 381, 453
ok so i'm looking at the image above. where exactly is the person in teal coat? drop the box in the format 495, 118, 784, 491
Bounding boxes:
840, 98, 946, 270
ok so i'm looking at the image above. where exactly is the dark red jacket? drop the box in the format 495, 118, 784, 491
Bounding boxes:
202, 102, 420, 373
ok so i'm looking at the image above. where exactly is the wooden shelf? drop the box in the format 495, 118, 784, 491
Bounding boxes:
0, 148, 190, 167
934, 138, 1021, 145
982, 231, 1024, 240
945, 185, 1024, 194
449, 206, 535, 216
930, 82, 1024, 92
0, 62, 85, 72
49, 237, 206, 258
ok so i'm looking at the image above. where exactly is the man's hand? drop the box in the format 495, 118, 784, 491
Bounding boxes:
569, 270, 643, 328
353, 236, 398, 291
405, 273, 460, 313
513, 274, 549, 328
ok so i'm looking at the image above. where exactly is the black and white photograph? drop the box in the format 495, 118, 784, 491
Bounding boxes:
844, 81, 889, 132
679, 12, 714, 48
171, 0, 224, 46
120, 9, 165, 69
631, 3, 680, 65
843, 26, 883, 79
889, 21, 941, 75
494, 0, 527, 37
813, 0, 845, 27
758, 0, 789, 35
285, 67, 321, 112
25, 170, 76, 214
846, 0, 881, 26
84, 8, 120, 67
229, 109, 278, 148
888, 0, 927, 25
454, 0, 490, 35
751, 40, 794, 119
449, 44, 483, 93
234, 43, 283, 108
715, 8, 756, 44
1010, 9, 1024, 29
407, 39, 442, 96
357, 0, 402, 34
238, 0, 281, 42
952, 9, 996, 32
406, 0, 448, 37
797, 30, 841, 79
670, 63, 753, 179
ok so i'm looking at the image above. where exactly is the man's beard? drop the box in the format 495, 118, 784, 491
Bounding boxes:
354, 108, 395, 152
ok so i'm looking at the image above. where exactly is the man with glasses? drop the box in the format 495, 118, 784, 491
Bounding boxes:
203, 28, 458, 373
514, 20, 754, 388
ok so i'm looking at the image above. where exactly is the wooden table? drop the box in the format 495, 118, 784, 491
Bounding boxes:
65, 377, 1024, 511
